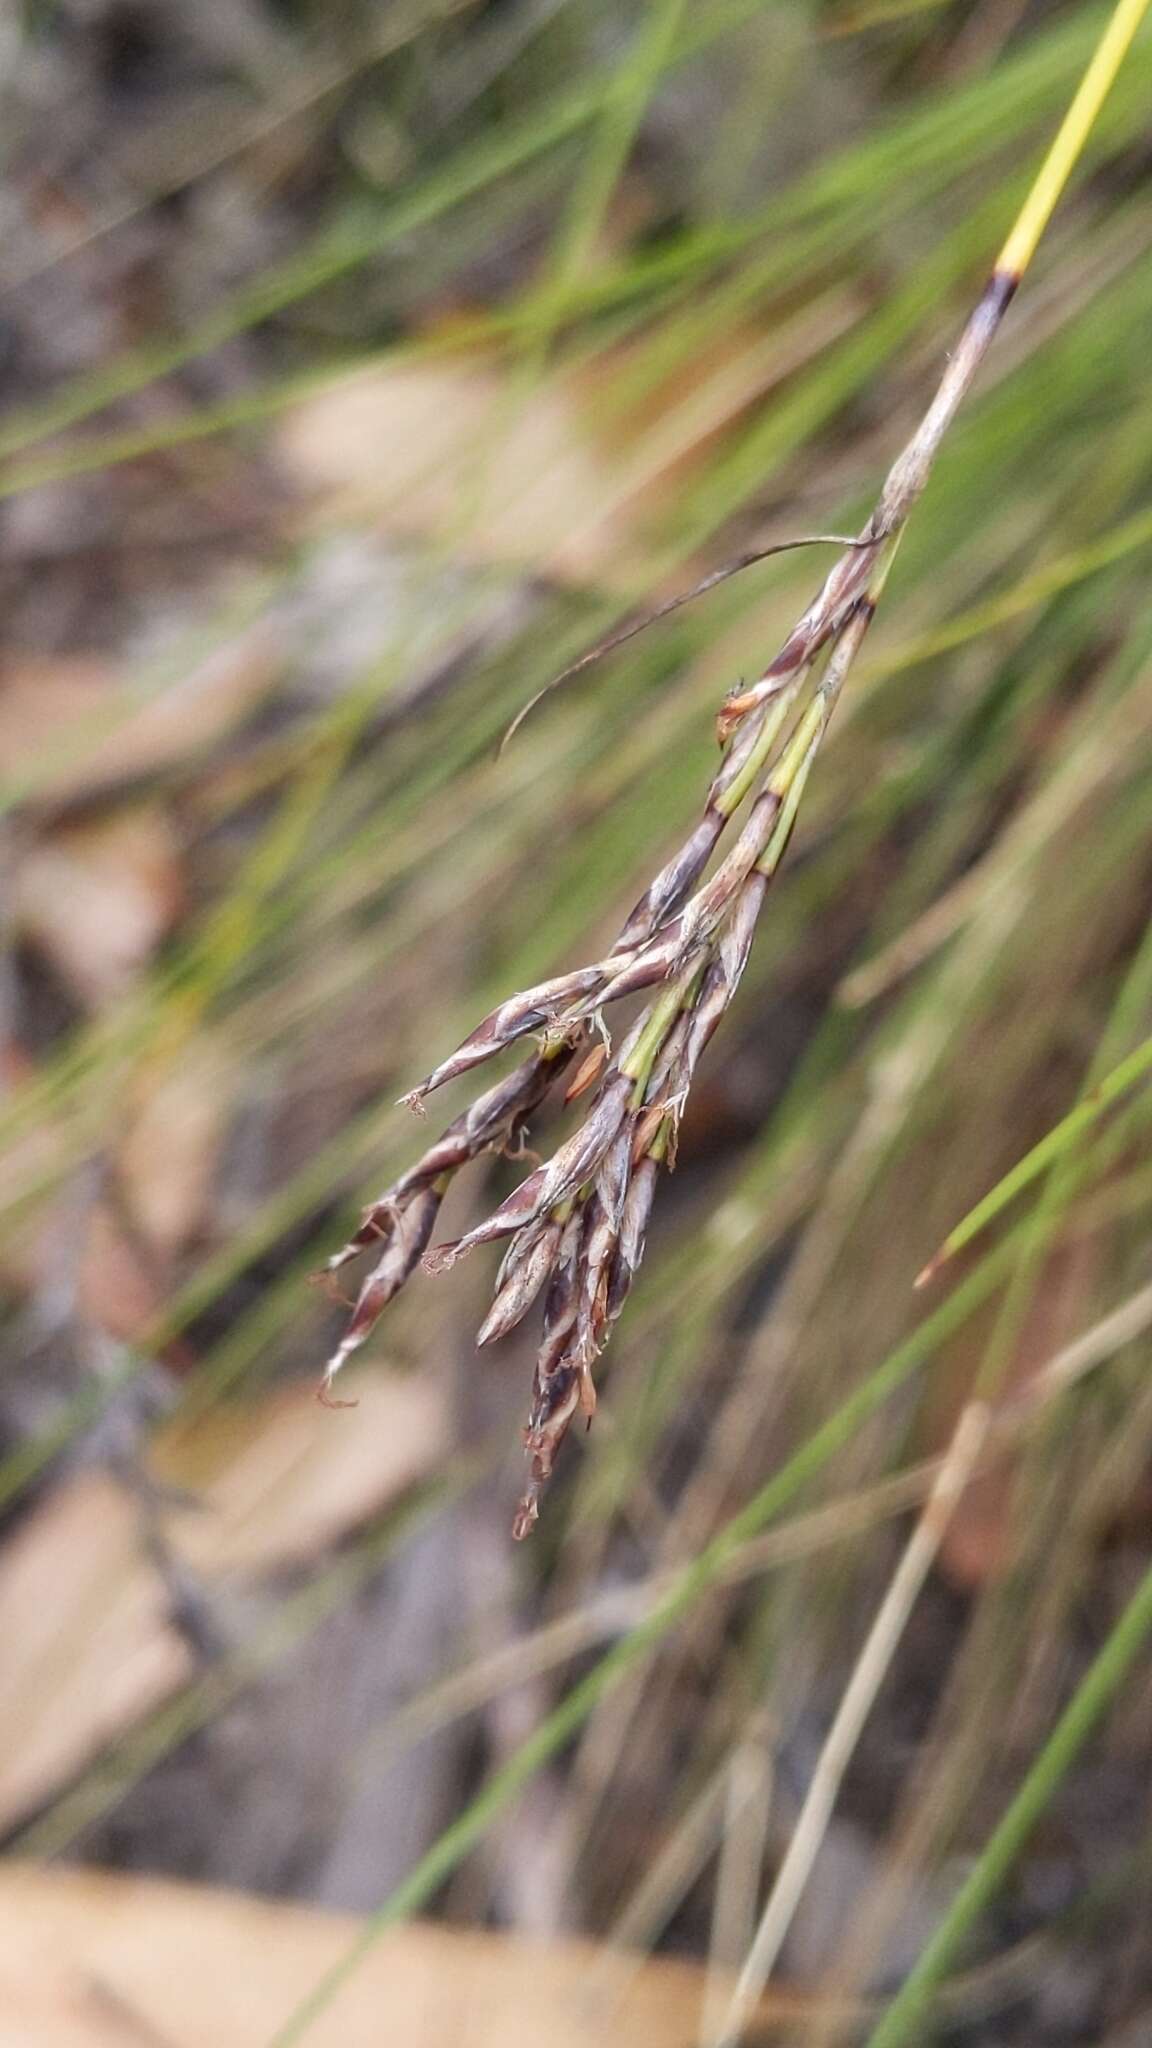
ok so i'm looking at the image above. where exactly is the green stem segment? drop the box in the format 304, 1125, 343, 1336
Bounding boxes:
919, 1028, 1152, 1282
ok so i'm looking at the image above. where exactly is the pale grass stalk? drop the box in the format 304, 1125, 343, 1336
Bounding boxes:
583, 1753, 732, 2007
709, 1401, 992, 2048
1003, 1272, 1152, 1422
699, 1716, 776, 2045
575, 1712, 836, 2042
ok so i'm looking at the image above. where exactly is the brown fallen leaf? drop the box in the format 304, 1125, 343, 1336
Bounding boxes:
276, 355, 649, 590
0, 1051, 79, 1296
152, 1374, 445, 1578
0, 1864, 826, 2048
14, 1042, 237, 1347
0, 1477, 186, 1831
0, 629, 279, 807
0, 1372, 446, 1831
111, 1043, 234, 1262
76, 1200, 170, 1347
0, 1023, 233, 1345
13, 805, 185, 1011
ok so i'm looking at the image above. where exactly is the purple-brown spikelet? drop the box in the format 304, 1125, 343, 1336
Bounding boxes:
316, 258, 1025, 1534
477, 1217, 565, 1347
614, 810, 727, 952
318, 1183, 444, 1403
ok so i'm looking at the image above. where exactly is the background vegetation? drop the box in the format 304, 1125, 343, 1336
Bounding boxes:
2, 1, 1152, 2042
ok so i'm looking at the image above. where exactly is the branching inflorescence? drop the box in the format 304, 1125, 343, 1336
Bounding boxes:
317, 261, 1022, 1537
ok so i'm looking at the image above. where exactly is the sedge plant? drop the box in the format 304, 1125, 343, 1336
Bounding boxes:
317, 0, 1152, 1542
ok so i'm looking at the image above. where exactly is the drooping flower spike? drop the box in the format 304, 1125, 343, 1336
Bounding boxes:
317, 55, 1131, 1527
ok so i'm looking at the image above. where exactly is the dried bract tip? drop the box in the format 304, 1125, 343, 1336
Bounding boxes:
511, 1487, 541, 1542
308, 1270, 354, 1309
316, 1372, 359, 1411
422, 1239, 467, 1275
913, 1251, 944, 1290
715, 690, 758, 746
565, 1041, 609, 1102
514, 1360, 583, 1538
